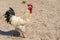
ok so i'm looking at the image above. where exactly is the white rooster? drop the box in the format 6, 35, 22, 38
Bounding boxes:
4, 6, 33, 38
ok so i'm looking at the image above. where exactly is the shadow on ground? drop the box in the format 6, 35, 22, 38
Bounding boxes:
0, 30, 20, 37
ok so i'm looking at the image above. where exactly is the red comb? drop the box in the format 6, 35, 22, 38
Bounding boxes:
27, 4, 33, 13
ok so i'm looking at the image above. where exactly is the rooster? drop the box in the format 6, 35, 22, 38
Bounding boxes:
4, 4, 33, 38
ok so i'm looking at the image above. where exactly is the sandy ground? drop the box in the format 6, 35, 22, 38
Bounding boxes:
0, 0, 60, 40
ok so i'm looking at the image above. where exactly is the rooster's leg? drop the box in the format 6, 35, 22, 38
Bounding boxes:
15, 27, 25, 38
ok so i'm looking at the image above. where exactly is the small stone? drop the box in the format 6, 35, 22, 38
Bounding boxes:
22, 1, 26, 4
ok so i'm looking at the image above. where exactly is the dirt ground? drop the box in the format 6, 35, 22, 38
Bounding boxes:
0, 0, 60, 40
